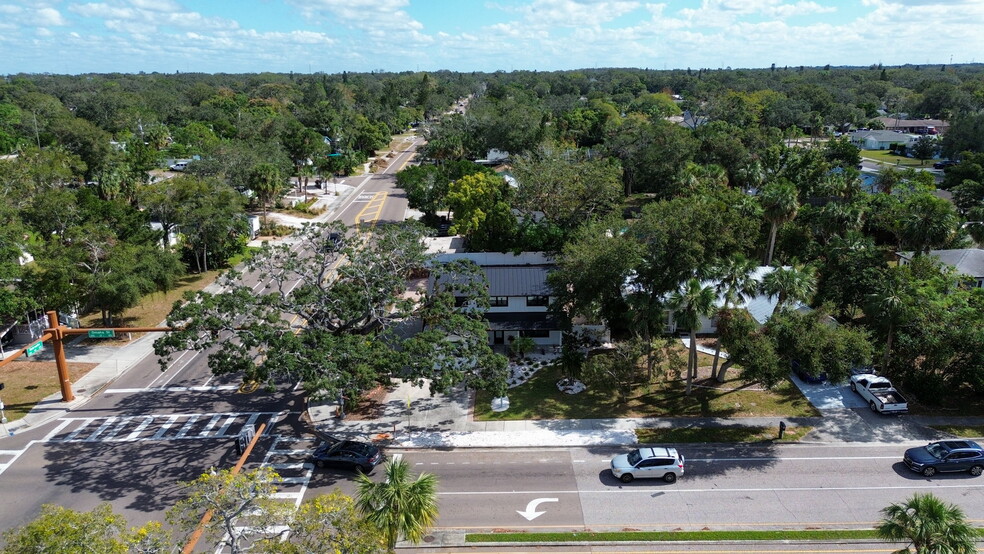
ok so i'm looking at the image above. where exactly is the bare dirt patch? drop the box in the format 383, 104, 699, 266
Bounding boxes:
344, 384, 393, 421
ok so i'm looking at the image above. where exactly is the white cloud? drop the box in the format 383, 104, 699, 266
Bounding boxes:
508, 0, 641, 27
70, 1, 240, 32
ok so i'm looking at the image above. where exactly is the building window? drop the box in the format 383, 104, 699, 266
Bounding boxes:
525, 295, 549, 307
520, 329, 550, 338
490, 296, 509, 307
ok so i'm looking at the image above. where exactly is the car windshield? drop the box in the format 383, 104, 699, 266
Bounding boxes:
925, 443, 947, 459
627, 450, 642, 465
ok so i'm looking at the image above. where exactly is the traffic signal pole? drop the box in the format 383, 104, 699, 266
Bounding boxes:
47, 311, 74, 402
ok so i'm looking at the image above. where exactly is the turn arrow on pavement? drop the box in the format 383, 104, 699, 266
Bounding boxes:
516, 497, 559, 521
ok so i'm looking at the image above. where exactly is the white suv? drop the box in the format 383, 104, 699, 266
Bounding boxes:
610, 447, 684, 483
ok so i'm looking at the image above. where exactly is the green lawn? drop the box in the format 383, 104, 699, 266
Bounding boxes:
861, 149, 930, 168
635, 425, 813, 444
928, 425, 984, 438
474, 359, 819, 421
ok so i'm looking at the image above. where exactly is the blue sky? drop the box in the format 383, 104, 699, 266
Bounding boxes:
1, 0, 982, 75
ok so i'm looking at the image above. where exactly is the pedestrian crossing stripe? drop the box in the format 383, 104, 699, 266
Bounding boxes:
46, 412, 279, 443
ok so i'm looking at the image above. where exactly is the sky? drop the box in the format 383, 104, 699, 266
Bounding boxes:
1, 0, 983, 75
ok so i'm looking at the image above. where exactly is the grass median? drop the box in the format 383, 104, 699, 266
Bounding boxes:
636, 425, 813, 443
466, 529, 883, 543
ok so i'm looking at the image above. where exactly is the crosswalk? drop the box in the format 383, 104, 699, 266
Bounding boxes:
42, 412, 279, 443
261, 436, 316, 508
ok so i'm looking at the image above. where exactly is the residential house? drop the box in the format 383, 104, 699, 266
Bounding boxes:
847, 130, 917, 150
431, 252, 564, 347
897, 248, 984, 288
875, 116, 948, 135
664, 266, 810, 335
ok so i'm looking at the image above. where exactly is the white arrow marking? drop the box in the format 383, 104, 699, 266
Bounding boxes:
516, 497, 558, 521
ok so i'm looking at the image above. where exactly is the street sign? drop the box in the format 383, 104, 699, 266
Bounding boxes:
88, 329, 116, 338
26, 342, 43, 356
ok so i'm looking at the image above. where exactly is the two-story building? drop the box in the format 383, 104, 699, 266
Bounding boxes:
430, 252, 564, 347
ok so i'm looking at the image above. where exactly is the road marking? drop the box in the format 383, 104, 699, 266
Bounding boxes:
48, 412, 278, 443
42, 420, 72, 441
63, 418, 96, 441
84, 417, 120, 441
175, 415, 200, 438
437, 483, 984, 496
200, 414, 222, 436
151, 415, 179, 439
517, 497, 559, 521
124, 416, 154, 441
103, 385, 239, 394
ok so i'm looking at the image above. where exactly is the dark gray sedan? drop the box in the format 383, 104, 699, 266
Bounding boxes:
903, 440, 984, 477
311, 440, 384, 473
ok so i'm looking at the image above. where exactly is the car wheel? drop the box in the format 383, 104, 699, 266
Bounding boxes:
663, 472, 677, 484
922, 466, 936, 477
970, 465, 983, 477
315, 460, 326, 469
850, 382, 857, 392
869, 401, 877, 412
357, 464, 372, 474
620, 473, 634, 483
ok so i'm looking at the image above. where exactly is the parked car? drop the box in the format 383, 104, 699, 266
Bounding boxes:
933, 160, 959, 169
903, 440, 984, 477
311, 439, 384, 473
791, 359, 826, 384
850, 373, 908, 414
169, 162, 188, 171
610, 447, 684, 483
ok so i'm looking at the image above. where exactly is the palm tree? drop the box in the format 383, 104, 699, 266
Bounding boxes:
759, 179, 800, 265
864, 272, 912, 370
877, 493, 978, 554
356, 458, 439, 552
760, 262, 817, 316
247, 162, 283, 225
900, 193, 959, 256
708, 255, 759, 381
668, 278, 717, 395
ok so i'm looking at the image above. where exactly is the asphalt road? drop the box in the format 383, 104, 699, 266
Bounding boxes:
367, 444, 984, 533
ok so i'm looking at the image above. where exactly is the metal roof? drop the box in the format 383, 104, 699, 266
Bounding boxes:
899, 249, 984, 278
484, 265, 553, 296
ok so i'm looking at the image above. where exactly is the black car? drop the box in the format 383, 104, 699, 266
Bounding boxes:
311, 439, 384, 473
791, 359, 827, 384
903, 440, 984, 477
933, 160, 958, 169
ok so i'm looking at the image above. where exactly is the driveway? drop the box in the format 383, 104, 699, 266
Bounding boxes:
790, 374, 945, 443
790, 374, 868, 411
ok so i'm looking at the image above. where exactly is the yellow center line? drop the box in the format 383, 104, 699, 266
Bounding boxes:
354, 190, 387, 230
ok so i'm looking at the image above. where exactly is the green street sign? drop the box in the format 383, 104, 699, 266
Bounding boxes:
88, 330, 116, 339
26, 342, 43, 356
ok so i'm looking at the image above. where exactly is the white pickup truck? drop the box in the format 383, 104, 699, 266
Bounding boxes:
850, 373, 908, 414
